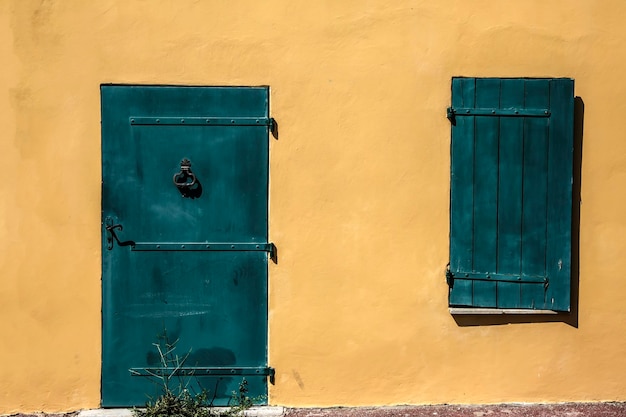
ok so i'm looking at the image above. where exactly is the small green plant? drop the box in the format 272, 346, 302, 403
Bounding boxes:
132, 331, 260, 417
226, 379, 254, 416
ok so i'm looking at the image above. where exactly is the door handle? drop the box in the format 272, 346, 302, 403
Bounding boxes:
173, 158, 197, 188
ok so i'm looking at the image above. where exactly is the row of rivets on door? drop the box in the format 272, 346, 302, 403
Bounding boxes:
153, 244, 263, 249
130, 119, 262, 124
130, 367, 274, 377
129, 117, 271, 125
130, 242, 275, 252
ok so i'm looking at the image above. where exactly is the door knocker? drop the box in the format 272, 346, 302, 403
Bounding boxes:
173, 158, 202, 198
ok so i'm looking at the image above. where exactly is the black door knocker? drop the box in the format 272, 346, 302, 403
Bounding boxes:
173, 158, 202, 198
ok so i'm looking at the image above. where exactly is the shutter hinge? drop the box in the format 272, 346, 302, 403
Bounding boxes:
269, 117, 278, 138
445, 264, 454, 288
446, 107, 455, 124
268, 242, 277, 261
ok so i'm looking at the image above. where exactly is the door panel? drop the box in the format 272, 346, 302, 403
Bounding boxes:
101, 86, 270, 406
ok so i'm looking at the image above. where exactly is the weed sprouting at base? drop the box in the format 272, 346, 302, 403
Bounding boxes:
131, 331, 261, 417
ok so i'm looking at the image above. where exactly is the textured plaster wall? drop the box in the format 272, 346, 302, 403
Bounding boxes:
1, 0, 626, 412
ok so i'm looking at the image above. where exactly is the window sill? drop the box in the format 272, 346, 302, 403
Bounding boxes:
449, 307, 558, 315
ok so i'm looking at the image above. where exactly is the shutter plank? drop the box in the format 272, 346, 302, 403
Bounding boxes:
520, 79, 550, 308
546, 79, 574, 311
496, 79, 525, 308
449, 78, 475, 306
472, 78, 500, 307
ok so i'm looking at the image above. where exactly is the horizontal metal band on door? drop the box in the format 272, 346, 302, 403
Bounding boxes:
129, 367, 275, 377
129, 117, 273, 126
447, 107, 550, 117
131, 242, 275, 253
449, 272, 548, 284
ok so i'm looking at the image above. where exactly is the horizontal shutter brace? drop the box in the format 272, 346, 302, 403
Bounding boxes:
130, 117, 274, 126
447, 107, 550, 122
447, 270, 548, 286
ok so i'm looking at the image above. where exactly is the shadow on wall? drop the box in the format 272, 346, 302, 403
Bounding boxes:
453, 97, 584, 329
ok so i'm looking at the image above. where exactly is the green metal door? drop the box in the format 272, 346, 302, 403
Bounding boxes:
101, 86, 272, 407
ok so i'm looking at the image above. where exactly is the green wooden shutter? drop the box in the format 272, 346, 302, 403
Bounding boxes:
448, 77, 574, 311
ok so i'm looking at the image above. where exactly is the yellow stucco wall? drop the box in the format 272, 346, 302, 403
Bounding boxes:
2, 0, 626, 412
